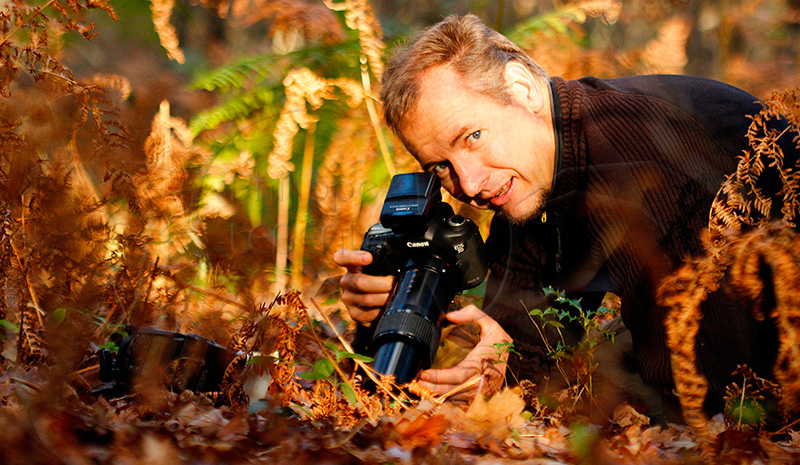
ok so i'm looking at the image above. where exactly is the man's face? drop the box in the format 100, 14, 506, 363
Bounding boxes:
401, 64, 556, 224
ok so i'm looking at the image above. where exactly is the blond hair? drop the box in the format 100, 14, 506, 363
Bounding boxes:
379, 14, 548, 141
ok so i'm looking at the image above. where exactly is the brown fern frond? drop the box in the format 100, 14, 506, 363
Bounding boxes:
709, 88, 800, 245
0, 0, 117, 97
136, 100, 207, 260
17, 302, 46, 366
267, 68, 363, 180
88, 74, 131, 102
150, 0, 184, 63
641, 16, 690, 74
324, 0, 384, 80
314, 115, 376, 262
725, 224, 800, 412
661, 88, 800, 447
658, 252, 727, 452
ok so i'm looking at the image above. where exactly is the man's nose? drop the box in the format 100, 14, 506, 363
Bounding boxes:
452, 158, 487, 199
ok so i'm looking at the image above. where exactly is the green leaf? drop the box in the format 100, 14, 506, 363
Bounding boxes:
336, 351, 374, 363
300, 359, 335, 380
0, 320, 19, 334
52, 308, 67, 326
102, 341, 119, 354
246, 355, 275, 365
726, 398, 767, 426
324, 341, 340, 352
542, 286, 559, 298
339, 382, 357, 406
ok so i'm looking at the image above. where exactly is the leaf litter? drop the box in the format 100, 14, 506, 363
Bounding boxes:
2, 291, 800, 465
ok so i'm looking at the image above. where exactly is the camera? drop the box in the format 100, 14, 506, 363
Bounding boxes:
95, 325, 235, 396
359, 172, 487, 384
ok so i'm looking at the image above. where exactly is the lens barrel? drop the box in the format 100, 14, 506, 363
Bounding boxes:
371, 256, 457, 384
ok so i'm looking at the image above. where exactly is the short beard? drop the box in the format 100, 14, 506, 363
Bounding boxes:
497, 204, 545, 226
496, 191, 549, 226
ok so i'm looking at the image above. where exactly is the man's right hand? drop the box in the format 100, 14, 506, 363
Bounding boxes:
333, 249, 395, 325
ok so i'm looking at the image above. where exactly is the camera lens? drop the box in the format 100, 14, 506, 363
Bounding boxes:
371, 256, 457, 384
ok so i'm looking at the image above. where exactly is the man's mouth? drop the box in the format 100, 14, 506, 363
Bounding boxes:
490, 179, 513, 206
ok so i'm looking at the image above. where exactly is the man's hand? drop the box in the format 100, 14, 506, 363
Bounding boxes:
418, 305, 513, 402
333, 249, 395, 325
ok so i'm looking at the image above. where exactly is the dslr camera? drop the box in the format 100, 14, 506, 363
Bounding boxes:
359, 172, 487, 384
95, 325, 235, 396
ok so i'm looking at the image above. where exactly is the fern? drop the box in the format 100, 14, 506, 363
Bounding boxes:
190, 40, 361, 93
190, 87, 282, 135
507, 1, 620, 47
191, 56, 281, 93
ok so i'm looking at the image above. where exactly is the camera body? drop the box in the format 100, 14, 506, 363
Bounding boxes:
96, 325, 235, 396
360, 172, 487, 384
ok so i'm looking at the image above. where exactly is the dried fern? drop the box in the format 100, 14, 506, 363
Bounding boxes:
268, 68, 363, 291
507, 0, 622, 50
659, 89, 800, 448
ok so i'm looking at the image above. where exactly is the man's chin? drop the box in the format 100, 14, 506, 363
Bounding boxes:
497, 206, 543, 226
494, 193, 548, 225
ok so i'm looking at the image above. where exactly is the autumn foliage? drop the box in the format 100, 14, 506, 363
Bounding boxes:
1, 0, 800, 464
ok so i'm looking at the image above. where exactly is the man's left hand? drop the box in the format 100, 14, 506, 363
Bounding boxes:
417, 305, 513, 402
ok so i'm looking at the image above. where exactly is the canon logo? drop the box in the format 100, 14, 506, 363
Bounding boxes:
406, 241, 430, 248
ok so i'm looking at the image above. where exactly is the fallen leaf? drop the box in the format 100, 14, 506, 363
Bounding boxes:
611, 402, 650, 428
467, 387, 527, 430
393, 413, 450, 448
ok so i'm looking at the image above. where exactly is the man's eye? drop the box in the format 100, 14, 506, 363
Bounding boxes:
467, 130, 481, 143
433, 163, 448, 174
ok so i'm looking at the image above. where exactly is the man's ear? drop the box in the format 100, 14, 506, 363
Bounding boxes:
503, 61, 544, 113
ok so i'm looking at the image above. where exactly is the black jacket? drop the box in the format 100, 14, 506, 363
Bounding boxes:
484, 75, 788, 409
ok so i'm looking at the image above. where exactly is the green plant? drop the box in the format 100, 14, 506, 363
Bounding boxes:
530, 287, 616, 361
526, 287, 618, 406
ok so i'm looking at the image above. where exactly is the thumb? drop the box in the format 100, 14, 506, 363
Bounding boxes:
445, 305, 485, 325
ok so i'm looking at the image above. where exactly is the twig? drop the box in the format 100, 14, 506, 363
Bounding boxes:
75, 364, 99, 375
94, 303, 118, 340
9, 234, 44, 327
522, 300, 570, 384
434, 375, 482, 404
0, 0, 57, 47
310, 298, 409, 408
9, 377, 42, 392
769, 417, 800, 437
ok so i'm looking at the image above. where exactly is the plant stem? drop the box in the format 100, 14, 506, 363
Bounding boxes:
0, 0, 57, 47
360, 57, 395, 177
291, 122, 316, 290
275, 176, 290, 292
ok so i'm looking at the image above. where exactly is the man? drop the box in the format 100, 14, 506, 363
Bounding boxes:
334, 14, 792, 417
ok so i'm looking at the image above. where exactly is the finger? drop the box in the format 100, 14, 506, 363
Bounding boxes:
333, 249, 373, 271
342, 290, 392, 309
346, 307, 382, 325
445, 304, 488, 326
415, 379, 474, 397
340, 272, 395, 295
447, 306, 512, 346
419, 363, 481, 386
